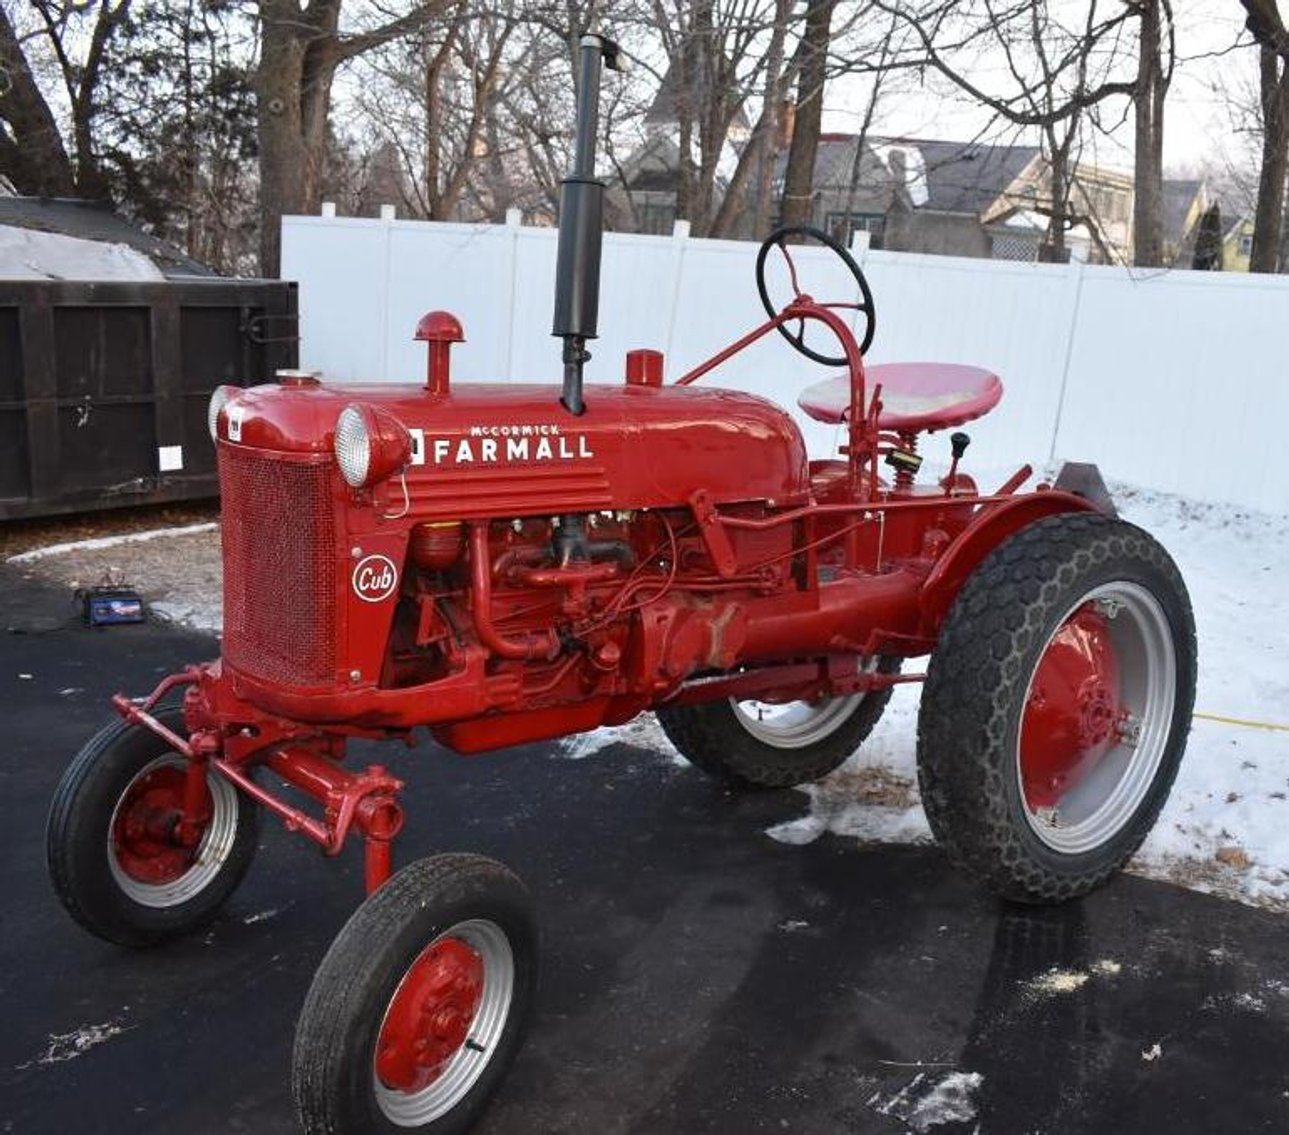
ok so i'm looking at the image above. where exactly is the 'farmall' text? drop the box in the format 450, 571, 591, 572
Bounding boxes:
432, 425, 595, 464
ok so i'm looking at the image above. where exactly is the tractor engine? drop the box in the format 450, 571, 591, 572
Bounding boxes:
397, 504, 794, 751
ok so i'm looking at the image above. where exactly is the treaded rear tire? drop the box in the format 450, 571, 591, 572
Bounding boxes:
293, 853, 538, 1135
917, 512, 1196, 903
657, 657, 899, 788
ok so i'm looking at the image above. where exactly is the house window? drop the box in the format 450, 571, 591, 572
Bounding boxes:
824, 211, 886, 249
638, 201, 675, 236
1239, 233, 1253, 258
1084, 184, 1127, 225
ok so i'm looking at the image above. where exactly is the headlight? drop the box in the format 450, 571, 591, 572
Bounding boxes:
334, 404, 412, 488
335, 405, 371, 486
207, 385, 238, 441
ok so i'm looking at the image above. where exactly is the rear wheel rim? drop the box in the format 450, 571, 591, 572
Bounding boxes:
373, 919, 514, 1126
107, 755, 240, 907
732, 695, 864, 748
731, 659, 876, 749
1017, 582, 1177, 854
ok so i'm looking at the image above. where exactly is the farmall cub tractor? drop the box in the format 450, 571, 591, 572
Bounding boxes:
47, 33, 1195, 1135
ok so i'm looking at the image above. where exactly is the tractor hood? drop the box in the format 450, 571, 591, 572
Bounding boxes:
214, 381, 811, 521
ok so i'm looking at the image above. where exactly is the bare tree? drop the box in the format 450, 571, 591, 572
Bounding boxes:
779, 0, 835, 231
0, 0, 132, 198
345, 1, 599, 224
1237, 0, 1289, 272
708, 0, 792, 237
758, 4, 921, 241
352, 4, 517, 220
632, 0, 795, 234
255, 0, 452, 275
876, 0, 1146, 262
1130, 0, 1174, 267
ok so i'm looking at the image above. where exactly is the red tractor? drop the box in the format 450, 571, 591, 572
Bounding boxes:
47, 32, 1195, 1135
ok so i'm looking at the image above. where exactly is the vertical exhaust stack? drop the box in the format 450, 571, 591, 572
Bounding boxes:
552, 32, 630, 415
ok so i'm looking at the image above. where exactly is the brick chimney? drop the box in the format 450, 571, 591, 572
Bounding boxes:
777, 101, 796, 150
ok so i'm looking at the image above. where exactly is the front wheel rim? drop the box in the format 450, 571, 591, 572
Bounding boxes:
1017, 581, 1177, 854
372, 919, 514, 1127
107, 755, 240, 907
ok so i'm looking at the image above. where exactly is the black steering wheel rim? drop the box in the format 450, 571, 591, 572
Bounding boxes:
755, 224, 876, 364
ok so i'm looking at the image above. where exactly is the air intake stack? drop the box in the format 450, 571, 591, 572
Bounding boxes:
552, 31, 629, 415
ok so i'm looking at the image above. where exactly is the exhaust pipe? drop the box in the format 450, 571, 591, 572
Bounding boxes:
552, 32, 629, 415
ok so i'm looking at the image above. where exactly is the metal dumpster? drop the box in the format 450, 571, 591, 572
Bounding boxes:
0, 278, 297, 520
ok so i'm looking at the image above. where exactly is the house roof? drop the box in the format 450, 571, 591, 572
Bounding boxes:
0, 197, 215, 278
789, 135, 1040, 217
1161, 179, 1204, 247
645, 50, 750, 131
898, 139, 1040, 214
772, 135, 904, 205
628, 167, 684, 193
1223, 212, 1254, 242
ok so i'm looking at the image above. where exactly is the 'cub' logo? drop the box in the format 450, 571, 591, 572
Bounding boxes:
352, 554, 398, 603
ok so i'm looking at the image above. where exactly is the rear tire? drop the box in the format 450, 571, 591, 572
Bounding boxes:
657, 657, 899, 788
917, 513, 1196, 903
293, 854, 538, 1135
46, 708, 259, 946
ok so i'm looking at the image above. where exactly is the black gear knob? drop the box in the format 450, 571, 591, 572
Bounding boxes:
950, 432, 971, 460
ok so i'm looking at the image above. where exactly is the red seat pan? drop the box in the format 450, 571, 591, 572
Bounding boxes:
797, 362, 1003, 433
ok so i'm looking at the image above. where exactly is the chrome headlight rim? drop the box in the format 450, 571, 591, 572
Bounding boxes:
207, 385, 237, 442
335, 404, 373, 487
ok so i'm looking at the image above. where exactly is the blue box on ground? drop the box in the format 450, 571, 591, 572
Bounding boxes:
81, 588, 145, 626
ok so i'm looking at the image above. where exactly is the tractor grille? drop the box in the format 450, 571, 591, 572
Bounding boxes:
219, 450, 336, 686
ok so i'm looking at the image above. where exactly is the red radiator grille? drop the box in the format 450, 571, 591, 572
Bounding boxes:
219, 450, 336, 686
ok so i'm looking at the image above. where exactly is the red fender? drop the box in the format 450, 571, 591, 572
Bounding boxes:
918, 489, 1101, 632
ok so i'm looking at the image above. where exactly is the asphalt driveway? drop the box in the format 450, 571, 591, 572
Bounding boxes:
2, 567, 1286, 1134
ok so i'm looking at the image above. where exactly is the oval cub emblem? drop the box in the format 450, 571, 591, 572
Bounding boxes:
352, 554, 398, 603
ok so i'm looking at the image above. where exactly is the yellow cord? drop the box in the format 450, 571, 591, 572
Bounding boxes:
1192, 711, 1289, 734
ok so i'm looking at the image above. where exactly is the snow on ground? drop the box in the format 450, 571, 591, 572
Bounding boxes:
0, 225, 165, 282
13, 1020, 132, 1069
1119, 486, 1289, 908
905, 1071, 984, 1132
7, 522, 218, 564
8, 481, 1289, 912
867, 1070, 984, 1132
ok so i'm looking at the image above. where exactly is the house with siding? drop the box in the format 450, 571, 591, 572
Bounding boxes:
783, 135, 1134, 264
609, 74, 1138, 265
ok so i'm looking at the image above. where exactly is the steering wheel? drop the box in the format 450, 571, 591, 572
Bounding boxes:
755, 225, 876, 365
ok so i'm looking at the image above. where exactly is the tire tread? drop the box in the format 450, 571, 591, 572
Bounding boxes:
917, 513, 1196, 903
293, 854, 537, 1135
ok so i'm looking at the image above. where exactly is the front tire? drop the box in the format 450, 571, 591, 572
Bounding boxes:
293, 854, 538, 1135
46, 708, 260, 946
917, 513, 1196, 903
657, 657, 899, 788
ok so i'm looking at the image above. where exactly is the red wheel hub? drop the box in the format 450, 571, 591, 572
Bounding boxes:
376, 938, 485, 1094
112, 765, 211, 884
1020, 604, 1123, 810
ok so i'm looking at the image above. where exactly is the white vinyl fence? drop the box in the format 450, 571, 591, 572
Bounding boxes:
282, 214, 1289, 514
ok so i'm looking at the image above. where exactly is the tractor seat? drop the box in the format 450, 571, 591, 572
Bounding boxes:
798, 362, 1003, 433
